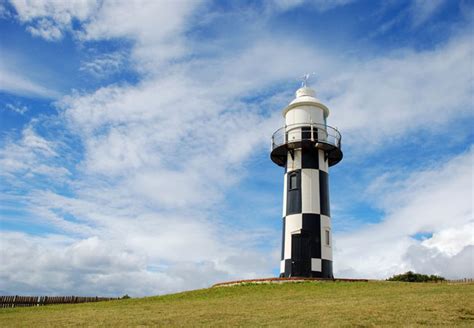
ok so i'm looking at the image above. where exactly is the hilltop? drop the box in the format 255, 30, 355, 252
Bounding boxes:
1, 281, 473, 327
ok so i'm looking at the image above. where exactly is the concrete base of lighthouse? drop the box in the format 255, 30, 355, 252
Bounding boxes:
213, 277, 368, 288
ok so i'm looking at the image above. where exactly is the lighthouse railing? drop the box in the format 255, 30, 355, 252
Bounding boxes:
271, 123, 341, 151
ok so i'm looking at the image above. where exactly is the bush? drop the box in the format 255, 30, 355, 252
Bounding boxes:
387, 271, 445, 282
121, 294, 131, 299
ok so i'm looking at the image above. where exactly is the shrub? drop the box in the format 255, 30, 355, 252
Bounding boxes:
121, 294, 131, 299
387, 271, 445, 282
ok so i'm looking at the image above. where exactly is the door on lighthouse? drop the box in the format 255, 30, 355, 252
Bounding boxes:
291, 232, 311, 277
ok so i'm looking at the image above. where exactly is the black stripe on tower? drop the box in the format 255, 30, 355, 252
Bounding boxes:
311, 271, 322, 278
322, 260, 333, 278
319, 170, 330, 216
286, 169, 302, 215
301, 147, 319, 169
302, 214, 321, 258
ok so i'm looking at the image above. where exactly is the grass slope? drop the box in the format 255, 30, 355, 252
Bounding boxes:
1, 281, 473, 327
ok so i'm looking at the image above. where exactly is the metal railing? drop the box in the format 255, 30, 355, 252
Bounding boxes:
271, 123, 341, 151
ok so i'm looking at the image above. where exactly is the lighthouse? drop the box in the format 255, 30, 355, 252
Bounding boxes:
270, 78, 343, 278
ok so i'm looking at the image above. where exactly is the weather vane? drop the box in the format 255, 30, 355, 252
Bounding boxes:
301, 72, 316, 87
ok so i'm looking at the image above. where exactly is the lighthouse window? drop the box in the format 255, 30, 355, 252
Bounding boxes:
289, 173, 297, 190
325, 230, 330, 246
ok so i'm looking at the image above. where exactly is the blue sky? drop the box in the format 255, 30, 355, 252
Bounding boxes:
0, 0, 473, 296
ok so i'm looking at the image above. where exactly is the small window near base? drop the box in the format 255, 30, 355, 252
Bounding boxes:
325, 230, 330, 246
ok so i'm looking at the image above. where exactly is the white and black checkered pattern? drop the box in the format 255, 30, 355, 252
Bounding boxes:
279, 146, 333, 278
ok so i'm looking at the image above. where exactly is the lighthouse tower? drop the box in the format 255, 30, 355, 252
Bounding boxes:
270, 79, 343, 278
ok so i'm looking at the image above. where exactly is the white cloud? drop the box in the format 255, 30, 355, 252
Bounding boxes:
11, 0, 97, 22
269, 0, 355, 13
84, 0, 202, 72
10, 0, 99, 40
26, 17, 63, 41
4, 103, 28, 115
334, 147, 474, 279
16, 0, 204, 71
0, 126, 69, 180
0, 64, 60, 98
80, 0, 200, 42
324, 31, 473, 151
405, 244, 473, 279
0, 75, 281, 295
410, 0, 446, 27
80, 52, 126, 78
421, 223, 474, 256
406, 221, 474, 279
367, 0, 448, 38
0, 81, 279, 295
0, 209, 276, 295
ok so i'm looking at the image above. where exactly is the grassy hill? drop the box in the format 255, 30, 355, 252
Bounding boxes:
1, 281, 473, 327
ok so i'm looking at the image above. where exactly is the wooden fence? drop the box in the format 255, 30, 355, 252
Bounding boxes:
447, 278, 474, 284
0, 295, 120, 308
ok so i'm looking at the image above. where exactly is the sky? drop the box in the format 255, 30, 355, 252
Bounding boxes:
0, 0, 473, 297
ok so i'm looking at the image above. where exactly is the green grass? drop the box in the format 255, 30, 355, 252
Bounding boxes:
1, 281, 473, 327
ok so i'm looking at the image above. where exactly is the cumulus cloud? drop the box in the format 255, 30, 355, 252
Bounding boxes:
12, 0, 203, 73
334, 148, 473, 279
10, 0, 99, 40
80, 52, 126, 78
405, 244, 473, 279
80, 0, 200, 42
25, 17, 62, 40
3, 103, 28, 115
0, 68, 280, 294
0, 125, 70, 181
0, 214, 276, 296
421, 223, 474, 256
323, 31, 473, 151
80, 0, 202, 70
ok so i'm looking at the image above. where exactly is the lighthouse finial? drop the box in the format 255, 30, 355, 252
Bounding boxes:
301, 72, 316, 87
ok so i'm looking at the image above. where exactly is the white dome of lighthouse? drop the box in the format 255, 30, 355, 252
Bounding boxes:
283, 86, 330, 118
295, 86, 316, 98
